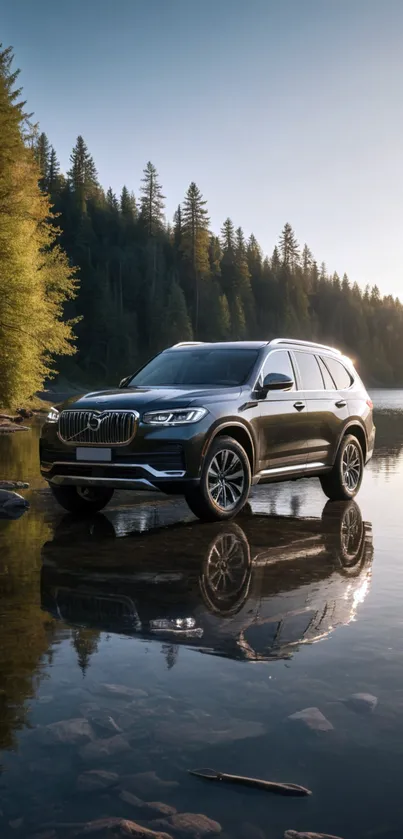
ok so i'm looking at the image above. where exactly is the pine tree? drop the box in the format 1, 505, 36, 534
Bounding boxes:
106, 186, 119, 212
173, 204, 182, 249
302, 243, 313, 274
278, 223, 299, 267
221, 217, 235, 253
120, 185, 137, 220
67, 135, 99, 212
48, 146, 61, 193
140, 161, 165, 236
0, 45, 78, 409
181, 182, 210, 332
271, 246, 280, 271
35, 131, 50, 191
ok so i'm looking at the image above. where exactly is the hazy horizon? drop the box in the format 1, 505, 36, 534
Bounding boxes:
3, 0, 403, 296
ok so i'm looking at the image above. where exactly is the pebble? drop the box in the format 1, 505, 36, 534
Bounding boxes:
85, 709, 123, 736
288, 707, 334, 731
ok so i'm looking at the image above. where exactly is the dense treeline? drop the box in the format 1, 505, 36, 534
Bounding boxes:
37, 130, 403, 388
2, 44, 403, 411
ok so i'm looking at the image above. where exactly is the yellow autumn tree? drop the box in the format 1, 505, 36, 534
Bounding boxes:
0, 45, 78, 409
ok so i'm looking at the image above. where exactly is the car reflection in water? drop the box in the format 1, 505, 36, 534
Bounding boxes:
40, 499, 373, 662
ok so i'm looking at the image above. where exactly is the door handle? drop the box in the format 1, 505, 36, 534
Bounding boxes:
293, 401, 306, 411
335, 399, 347, 408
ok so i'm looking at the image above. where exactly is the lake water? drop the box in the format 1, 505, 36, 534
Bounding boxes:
0, 389, 402, 839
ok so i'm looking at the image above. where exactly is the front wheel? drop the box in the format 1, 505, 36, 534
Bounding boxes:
185, 436, 251, 522
320, 434, 364, 501
49, 484, 114, 515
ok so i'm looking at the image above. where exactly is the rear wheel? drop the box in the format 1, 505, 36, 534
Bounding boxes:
185, 436, 251, 522
49, 484, 114, 514
320, 434, 364, 501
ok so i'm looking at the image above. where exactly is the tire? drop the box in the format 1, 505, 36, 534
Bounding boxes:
320, 434, 364, 501
185, 436, 251, 522
322, 500, 365, 573
49, 484, 114, 515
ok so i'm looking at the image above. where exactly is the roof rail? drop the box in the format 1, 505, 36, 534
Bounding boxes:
171, 341, 205, 348
269, 338, 341, 355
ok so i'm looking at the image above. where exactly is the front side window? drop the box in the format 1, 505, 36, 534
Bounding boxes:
323, 357, 353, 390
294, 351, 324, 390
129, 348, 260, 387
260, 350, 295, 390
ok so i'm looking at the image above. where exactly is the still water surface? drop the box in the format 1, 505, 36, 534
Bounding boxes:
0, 389, 402, 839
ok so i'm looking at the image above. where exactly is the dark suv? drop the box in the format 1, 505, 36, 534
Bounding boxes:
40, 338, 375, 521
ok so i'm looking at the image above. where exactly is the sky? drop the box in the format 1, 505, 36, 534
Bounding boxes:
3, 0, 403, 296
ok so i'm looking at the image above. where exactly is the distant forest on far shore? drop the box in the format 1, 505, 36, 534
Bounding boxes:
36, 131, 403, 388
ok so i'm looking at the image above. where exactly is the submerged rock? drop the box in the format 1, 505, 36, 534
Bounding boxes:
343, 693, 378, 714
151, 813, 222, 837
35, 718, 94, 746
284, 832, 344, 839
76, 770, 119, 792
85, 709, 123, 736
0, 481, 29, 490
288, 707, 334, 731
119, 791, 176, 817
79, 734, 131, 762
90, 684, 148, 700
75, 817, 172, 837
120, 773, 179, 798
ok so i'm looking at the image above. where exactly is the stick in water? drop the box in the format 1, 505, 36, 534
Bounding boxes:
189, 768, 312, 797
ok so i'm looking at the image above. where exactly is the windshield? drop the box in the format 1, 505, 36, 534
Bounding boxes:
129, 348, 260, 387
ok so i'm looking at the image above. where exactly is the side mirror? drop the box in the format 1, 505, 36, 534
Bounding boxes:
119, 376, 131, 388
260, 372, 294, 395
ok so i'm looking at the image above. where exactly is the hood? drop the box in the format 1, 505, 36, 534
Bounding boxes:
58, 385, 243, 413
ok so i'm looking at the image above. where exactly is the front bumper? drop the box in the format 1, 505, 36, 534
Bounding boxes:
41, 460, 199, 494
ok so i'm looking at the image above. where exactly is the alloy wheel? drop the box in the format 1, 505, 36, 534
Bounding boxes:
342, 443, 361, 492
207, 449, 245, 511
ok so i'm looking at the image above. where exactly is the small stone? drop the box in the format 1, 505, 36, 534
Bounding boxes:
119, 790, 176, 816
152, 813, 222, 837
0, 490, 29, 519
76, 770, 119, 792
90, 684, 148, 700
288, 707, 334, 731
284, 832, 344, 839
9, 818, 24, 830
79, 734, 131, 762
120, 772, 179, 798
75, 817, 172, 837
343, 693, 378, 714
35, 718, 94, 746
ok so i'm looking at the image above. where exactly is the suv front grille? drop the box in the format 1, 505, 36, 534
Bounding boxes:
58, 410, 138, 446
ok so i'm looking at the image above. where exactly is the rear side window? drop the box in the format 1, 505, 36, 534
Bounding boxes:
323, 357, 353, 390
294, 351, 324, 390
318, 357, 335, 390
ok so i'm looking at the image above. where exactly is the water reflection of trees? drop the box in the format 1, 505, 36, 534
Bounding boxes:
370, 410, 403, 473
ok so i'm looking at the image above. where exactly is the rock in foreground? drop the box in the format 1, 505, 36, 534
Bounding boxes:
119, 791, 176, 817
0, 490, 29, 520
151, 814, 222, 837
76, 770, 119, 792
343, 693, 378, 714
75, 817, 172, 837
288, 707, 334, 731
285, 831, 344, 839
35, 718, 94, 746
120, 773, 179, 798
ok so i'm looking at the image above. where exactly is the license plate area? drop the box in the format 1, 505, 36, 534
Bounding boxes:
76, 448, 112, 462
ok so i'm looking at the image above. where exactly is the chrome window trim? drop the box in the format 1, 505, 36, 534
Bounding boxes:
252, 348, 299, 393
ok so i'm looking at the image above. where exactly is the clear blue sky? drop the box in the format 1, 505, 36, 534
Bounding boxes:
3, 0, 403, 296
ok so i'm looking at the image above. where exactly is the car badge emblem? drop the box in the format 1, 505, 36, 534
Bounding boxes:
87, 414, 103, 432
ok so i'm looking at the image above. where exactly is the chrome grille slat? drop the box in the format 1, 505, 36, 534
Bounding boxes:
58, 410, 138, 446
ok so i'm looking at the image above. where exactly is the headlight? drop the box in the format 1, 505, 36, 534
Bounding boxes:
47, 407, 60, 423
142, 408, 207, 426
